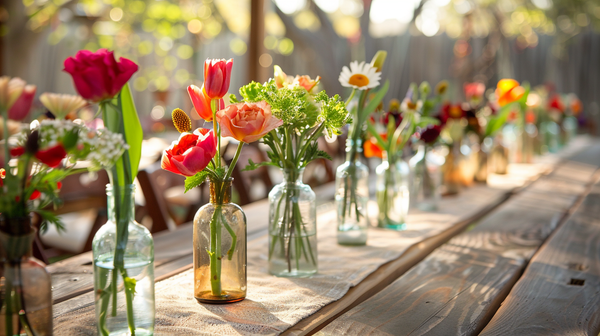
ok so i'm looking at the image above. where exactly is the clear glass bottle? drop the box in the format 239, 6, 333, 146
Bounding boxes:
194, 178, 246, 302
335, 139, 369, 245
562, 115, 578, 145
488, 134, 509, 175
269, 169, 317, 277
473, 141, 489, 183
409, 145, 443, 211
93, 185, 155, 335
442, 142, 463, 194
376, 151, 410, 230
0, 219, 52, 336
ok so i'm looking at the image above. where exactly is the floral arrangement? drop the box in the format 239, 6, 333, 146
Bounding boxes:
0, 77, 124, 236
162, 58, 283, 296
238, 65, 349, 272
64, 48, 142, 335
336, 51, 388, 228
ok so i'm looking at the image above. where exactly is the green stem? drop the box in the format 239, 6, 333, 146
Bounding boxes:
268, 191, 285, 261
4, 267, 13, 336
224, 141, 244, 181
211, 100, 220, 169
208, 203, 222, 296
345, 88, 357, 106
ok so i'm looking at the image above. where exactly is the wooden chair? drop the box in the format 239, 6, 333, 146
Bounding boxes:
34, 170, 110, 262
137, 160, 208, 229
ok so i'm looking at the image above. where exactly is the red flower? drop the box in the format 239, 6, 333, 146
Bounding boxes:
548, 94, 564, 113
161, 128, 217, 177
35, 144, 67, 168
10, 147, 25, 157
383, 111, 402, 128
63, 49, 138, 102
439, 103, 465, 124
419, 125, 441, 144
204, 59, 233, 99
29, 190, 41, 200
188, 84, 222, 122
57, 181, 62, 190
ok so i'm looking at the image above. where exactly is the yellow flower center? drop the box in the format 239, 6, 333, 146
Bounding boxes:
172, 108, 192, 133
348, 74, 370, 88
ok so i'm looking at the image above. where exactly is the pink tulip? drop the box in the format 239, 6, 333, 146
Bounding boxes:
63, 49, 138, 103
8, 84, 36, 121
161, 128, 217, 177
216, 101, 283, 143
204, 59, 233, 99
187, 84, 224, 122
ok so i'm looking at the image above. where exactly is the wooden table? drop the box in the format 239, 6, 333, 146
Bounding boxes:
51, 137, 600, 335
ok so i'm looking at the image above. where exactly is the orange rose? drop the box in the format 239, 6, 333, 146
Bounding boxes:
216, 101, 283, 143
496, 79, 525, 107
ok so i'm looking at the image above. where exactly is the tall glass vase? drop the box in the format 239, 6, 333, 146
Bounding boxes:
269, 169, 317, 277
194, 179, 246, 303
0, 219, 52, 336
93, 185, 155, 335
376, 152, 410, 230
409, 145, 443, 211
335, 139, 369, 245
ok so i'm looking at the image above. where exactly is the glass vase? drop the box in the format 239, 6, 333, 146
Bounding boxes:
194, 179, 246, 303
92, 185, 155, 335
335, 139, 369, 245
0, 219, 52, 336
562, 115, 578, 145
268, 169, 317, 277
409, 145, 443, 211
488, 134, 509, 175
376, 153, 410, 230
442, 142, 463, 194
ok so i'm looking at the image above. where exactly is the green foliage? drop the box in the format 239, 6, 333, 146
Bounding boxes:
184, 170, 210, 193
120, 83, 143, 181
315, 92, 350, 137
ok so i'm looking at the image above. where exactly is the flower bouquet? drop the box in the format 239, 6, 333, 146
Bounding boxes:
365, 82, 441, 229
63, 49, 153, 335
242, 66, 349, 276
0, 75, 126, 335
162, 58, 283, 300
335, 51, 388, 245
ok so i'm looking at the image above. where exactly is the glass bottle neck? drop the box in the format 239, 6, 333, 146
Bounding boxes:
0, 229, 34, 261
209, 179, 233, 205
106, 184, 136, 223
345, 139, 363, 162
282, 169, 304, 185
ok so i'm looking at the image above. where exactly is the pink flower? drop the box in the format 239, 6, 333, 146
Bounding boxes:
8, 84, 36, 121
204, 59, 233, 99
187, 84, 224, 122
216, 101, 283, 143
63, 49, 138, 102
161, 128, 217, 177
464, 82, 485, 103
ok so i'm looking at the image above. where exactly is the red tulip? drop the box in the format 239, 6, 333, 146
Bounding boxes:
35, 144, 67, 168
187, 84, 224, 122
204, 59, 233, 99
548, 94, 565, 113
63, 49, 138, 103
8, 84, 36, 121
161, 128, 217, 177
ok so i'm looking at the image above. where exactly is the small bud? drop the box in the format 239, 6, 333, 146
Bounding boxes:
370, 50, 387, 72
419, 81, 431, 96
435, 80, 449, 95
172, 108, 192, 133
25, 130, 39, 154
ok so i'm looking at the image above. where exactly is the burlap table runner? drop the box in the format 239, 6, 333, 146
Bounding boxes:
54, 192, 503, 335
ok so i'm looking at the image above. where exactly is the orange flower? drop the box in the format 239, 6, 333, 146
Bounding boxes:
216, 101, 282, 143
496, 79, 525, 107
293, 75, 320, 92
364, 135, 386, 159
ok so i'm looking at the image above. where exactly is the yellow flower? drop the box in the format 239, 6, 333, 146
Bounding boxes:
339, 61, 381, 90
39, 93, 87, 119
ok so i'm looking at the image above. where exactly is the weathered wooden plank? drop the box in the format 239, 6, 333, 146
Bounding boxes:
480, 184, 600, 336
315, 161, 599, 336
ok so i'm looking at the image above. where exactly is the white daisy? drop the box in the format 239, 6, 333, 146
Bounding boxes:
338, 61, 381, 90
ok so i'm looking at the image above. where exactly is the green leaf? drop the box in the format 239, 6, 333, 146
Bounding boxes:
360, 81, 389, 122
242, 158, 279, 171
366, 121, 387, 150
485, 104, 513, 138
417, 116, 441, 127
119, 83, 143, 180
229, 93, 239, 103
62, 128, 79, 150
184, 170, 209, 193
